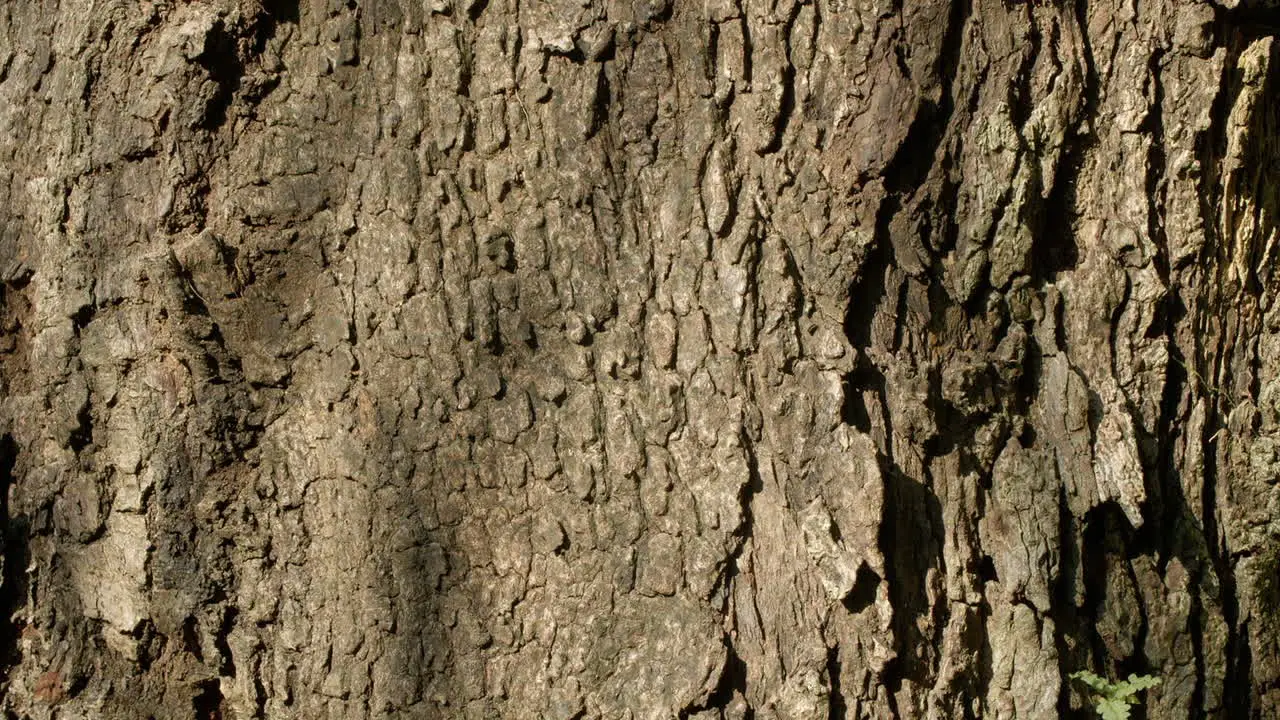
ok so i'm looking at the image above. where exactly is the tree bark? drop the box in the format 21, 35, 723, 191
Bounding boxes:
1, 0, 1278, 718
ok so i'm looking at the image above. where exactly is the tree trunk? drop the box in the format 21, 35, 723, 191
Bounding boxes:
1, 0, 1278, 718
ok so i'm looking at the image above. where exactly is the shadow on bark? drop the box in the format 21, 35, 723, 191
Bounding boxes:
880, 466, 944, 700
0, 432, 28, 678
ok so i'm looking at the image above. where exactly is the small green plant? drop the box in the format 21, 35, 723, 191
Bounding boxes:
1070, 671, 1161, 720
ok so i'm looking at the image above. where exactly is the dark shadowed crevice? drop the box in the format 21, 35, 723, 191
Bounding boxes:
841, 241, 891, 442
932, 165, 962, 257
1031, 140, 1084, 280
1052, 486, 1086, 717
729, 433, 763, 554
1080, 505, 1133, 671
843, 236, 888, 354
879, 100, 943, 204
841, 358, 888, 439
1218, 3, 1280, 42
1187, 587, 1207, 717
587, 64, 610, 140
249, 0, 299, 58
1151, 297, 1189, 560
686, 434, 764, 717
195, 21, 244, 131
261, 0, 301, 25
1193, 39, 1251, 718
1028, 0, 1102, 282
214, 608, 237, 678
70, 303, 95, 332
826, 644, 847, 720
67, 395, 93, 453
680, 644, 750, 719
842, 564, 882, 615
976, 556, 997, 585
1017, 331, 1047, 432
192, 677, 225, 720
181, 616, 205, 662
1007, 3, 1040, 130
0, 434, 25, 678
882, 654, 903, 720
975, 595, 995, 720
878, 467, 944, 715
195, 0, 298, 132
880, 0, 969, 199
1140, 47, 1170, 282
1198, 56, 1240, 268
467, 0, 491, 21
1226, 624, 1254, 718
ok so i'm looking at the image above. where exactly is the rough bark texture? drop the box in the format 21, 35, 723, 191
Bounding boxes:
1, 0, 1279, 718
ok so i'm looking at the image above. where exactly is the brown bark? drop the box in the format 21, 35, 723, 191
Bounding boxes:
1, 0, 1278, 718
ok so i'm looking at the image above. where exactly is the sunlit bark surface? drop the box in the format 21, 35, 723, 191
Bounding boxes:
1, 0, 1279, 717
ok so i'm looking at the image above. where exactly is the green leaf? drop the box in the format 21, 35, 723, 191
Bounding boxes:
1071, 670, 1158, 719
1096, 696, 1132, 720
1070, 671, 1112, 693
1112, 673, 1161, 700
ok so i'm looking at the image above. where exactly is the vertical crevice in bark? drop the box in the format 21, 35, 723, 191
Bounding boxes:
1080, 506, 1121, 669
1228, 625, 1254, 720
1024, 0, 1097, 286
1154, 312, 1188, 554
1120, 561, 1153, 680
841, 3, 970, 710
1053, 485, 1080, 716
880, 467, 945, 707
1141, 46, 1169, 284
877, 0, 969, 208
1007, 4, 1040, 131
0, 433, 23, 677
192, 677, 225, 720
194, 21, 245, 132
66, 395, 93, 454
1188, 587, 1208, 717
261, 0, 300, 27
1221, 5, 1280, 44
1198, 30, 1269, 717
1210, 395, 1248, 719
1033, 144, 1084, 280
1136, 38, 1182, 597
826, 644, 846, 720
841, 241, 890, 439
682, 645, 750, 719
701, 430, 763, 718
